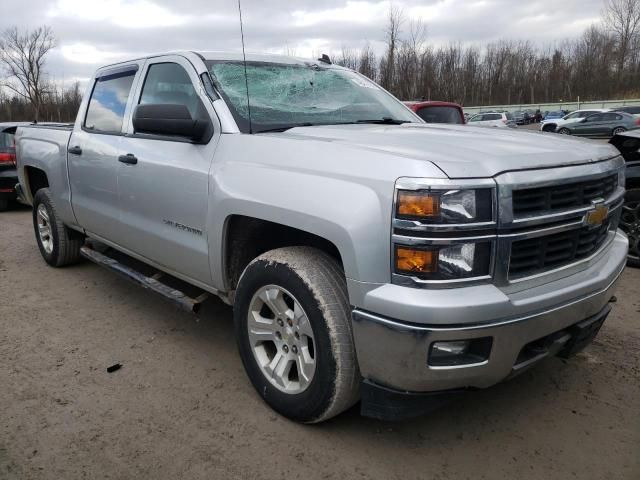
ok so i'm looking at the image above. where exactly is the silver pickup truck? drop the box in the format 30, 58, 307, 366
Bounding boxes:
16, 52, 629, 422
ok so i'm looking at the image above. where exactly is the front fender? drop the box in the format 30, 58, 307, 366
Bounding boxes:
207, 133, 446, 290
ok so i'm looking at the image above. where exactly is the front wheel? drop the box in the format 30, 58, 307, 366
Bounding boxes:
32, 188, 84, 267
234, 247, 360, 423
558, 127, 571, 135
620, 188, 640, 268
612, 127, 627, 136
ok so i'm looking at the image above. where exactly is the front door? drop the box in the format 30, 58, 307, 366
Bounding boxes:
573, 113, 604, 136
116, 56, 219, 285
68, 65, 141, 239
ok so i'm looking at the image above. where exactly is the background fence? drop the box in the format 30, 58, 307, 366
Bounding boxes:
463, 98, 640, 115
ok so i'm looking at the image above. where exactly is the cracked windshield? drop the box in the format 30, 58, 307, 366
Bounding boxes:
208, 61, 417, 133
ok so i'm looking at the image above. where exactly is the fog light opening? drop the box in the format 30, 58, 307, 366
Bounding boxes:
429, 337, 493, 367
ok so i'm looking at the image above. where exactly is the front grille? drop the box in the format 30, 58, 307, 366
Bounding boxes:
508, 222, 610, 279
512, 174, 617, 218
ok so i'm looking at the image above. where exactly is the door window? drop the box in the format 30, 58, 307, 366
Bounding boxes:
84, 70, 137, 133
601, 113, 621, 121
139, 63, 204, 119
585, 114, 602, 122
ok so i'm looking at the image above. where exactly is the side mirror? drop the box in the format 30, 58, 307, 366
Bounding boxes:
132, 104, 210, 142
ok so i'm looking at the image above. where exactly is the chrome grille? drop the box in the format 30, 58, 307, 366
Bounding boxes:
512, 174, 618, 218
508, 221, 611, 279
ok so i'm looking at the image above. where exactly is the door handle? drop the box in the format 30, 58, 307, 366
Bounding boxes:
68, 146, 82, 155
118, 154, 138, 165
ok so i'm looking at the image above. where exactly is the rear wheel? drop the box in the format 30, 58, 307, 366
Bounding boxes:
558, 127, 571, 135
32, 188, 84, 267
234, 246, 360, 423
612, 127, 627, 136
620, 188, 640, 268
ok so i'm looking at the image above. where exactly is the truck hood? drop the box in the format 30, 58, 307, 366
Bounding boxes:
280, 123, 620, 178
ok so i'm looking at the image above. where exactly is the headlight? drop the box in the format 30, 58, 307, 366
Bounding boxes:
396, 189, 493, 224
394, 242, 492, 280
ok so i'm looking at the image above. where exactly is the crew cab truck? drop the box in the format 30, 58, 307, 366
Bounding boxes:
16, 52, 629, 422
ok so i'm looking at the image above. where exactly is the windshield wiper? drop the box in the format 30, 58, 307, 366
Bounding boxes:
254, 123, 313, 133
354, 117, 410, 125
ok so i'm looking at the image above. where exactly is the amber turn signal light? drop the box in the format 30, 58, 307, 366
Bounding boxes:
395, 247, 438, 274
397, 191, 440, 218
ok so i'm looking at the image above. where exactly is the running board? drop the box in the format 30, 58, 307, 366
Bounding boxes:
80, 245, 208, 313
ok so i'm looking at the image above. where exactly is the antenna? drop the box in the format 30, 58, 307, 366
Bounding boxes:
237, 0, 252, 134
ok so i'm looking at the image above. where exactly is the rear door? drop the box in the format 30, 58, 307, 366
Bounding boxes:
116, 55, 219, 285
68, 63, 143, 239
599, 112, 623, 135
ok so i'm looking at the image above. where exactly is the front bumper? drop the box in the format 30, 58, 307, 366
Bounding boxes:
351, 230, 628, 394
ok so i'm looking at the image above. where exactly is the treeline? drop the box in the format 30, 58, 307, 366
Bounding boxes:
0, 82, 82, 123
335, 0, 640, 105
1, 1, 639, 119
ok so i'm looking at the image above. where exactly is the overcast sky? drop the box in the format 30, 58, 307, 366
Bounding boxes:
0, 0, 606, 86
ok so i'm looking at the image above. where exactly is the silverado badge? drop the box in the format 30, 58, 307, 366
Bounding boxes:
583, 201, 609, 228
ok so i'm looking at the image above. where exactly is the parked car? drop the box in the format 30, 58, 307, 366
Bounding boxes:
543, 111, 565, 121
16, 51, 628, 422
540, 109, 606, 132
467, 111, 516, 128
404, 101, 465, 124
511, 111, 531, 125
609, 129, 640, 267
556, 111, 640, 137
531, 110, 543, 123
611, 105, 640, 118
0, 123, 27, 211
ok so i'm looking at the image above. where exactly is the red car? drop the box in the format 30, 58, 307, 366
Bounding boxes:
0, 123, 20, 211
404, 101, 465, 124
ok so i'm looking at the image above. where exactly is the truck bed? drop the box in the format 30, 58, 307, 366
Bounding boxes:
15, 123, 75, 222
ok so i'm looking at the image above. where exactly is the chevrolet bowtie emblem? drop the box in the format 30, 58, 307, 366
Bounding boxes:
584, 201, 609, 227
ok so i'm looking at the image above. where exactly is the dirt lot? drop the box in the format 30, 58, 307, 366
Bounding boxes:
1, 207, 639, 480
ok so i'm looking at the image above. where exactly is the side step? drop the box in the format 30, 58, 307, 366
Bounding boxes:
80, 245, 208, 313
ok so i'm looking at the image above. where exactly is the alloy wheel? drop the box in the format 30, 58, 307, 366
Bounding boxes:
36, 204, 54, 254
247, 285, 316, 394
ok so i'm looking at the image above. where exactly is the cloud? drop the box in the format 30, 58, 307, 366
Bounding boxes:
0, 0, 606, 90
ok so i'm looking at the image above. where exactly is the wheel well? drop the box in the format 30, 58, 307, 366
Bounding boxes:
224, 215, 343, 291
542, 123, 556, 132
25, 167, 49, 199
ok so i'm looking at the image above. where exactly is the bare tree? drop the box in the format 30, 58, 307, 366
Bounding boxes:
0, 26, 56, 121
602, 0, 640, 82
379, 5, 403, 92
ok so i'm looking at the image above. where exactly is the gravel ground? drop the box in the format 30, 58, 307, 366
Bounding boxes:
1, 207, 639, 480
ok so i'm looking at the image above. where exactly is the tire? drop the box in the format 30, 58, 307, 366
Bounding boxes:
558, 128, 571, 135
0, 197, 9, 212
32, 188, 84, 267
234, 246, 360, 423
620, 188, 640, 268
612, 127, 626, 136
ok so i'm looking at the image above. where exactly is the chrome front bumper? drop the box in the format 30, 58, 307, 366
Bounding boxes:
351, 230, 628, 393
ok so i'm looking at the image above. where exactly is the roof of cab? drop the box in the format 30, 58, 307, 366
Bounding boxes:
95, 50, 342, 73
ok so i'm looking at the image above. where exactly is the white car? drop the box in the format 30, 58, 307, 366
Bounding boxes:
540, 109, 606, 132
467, 112, 516, 128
